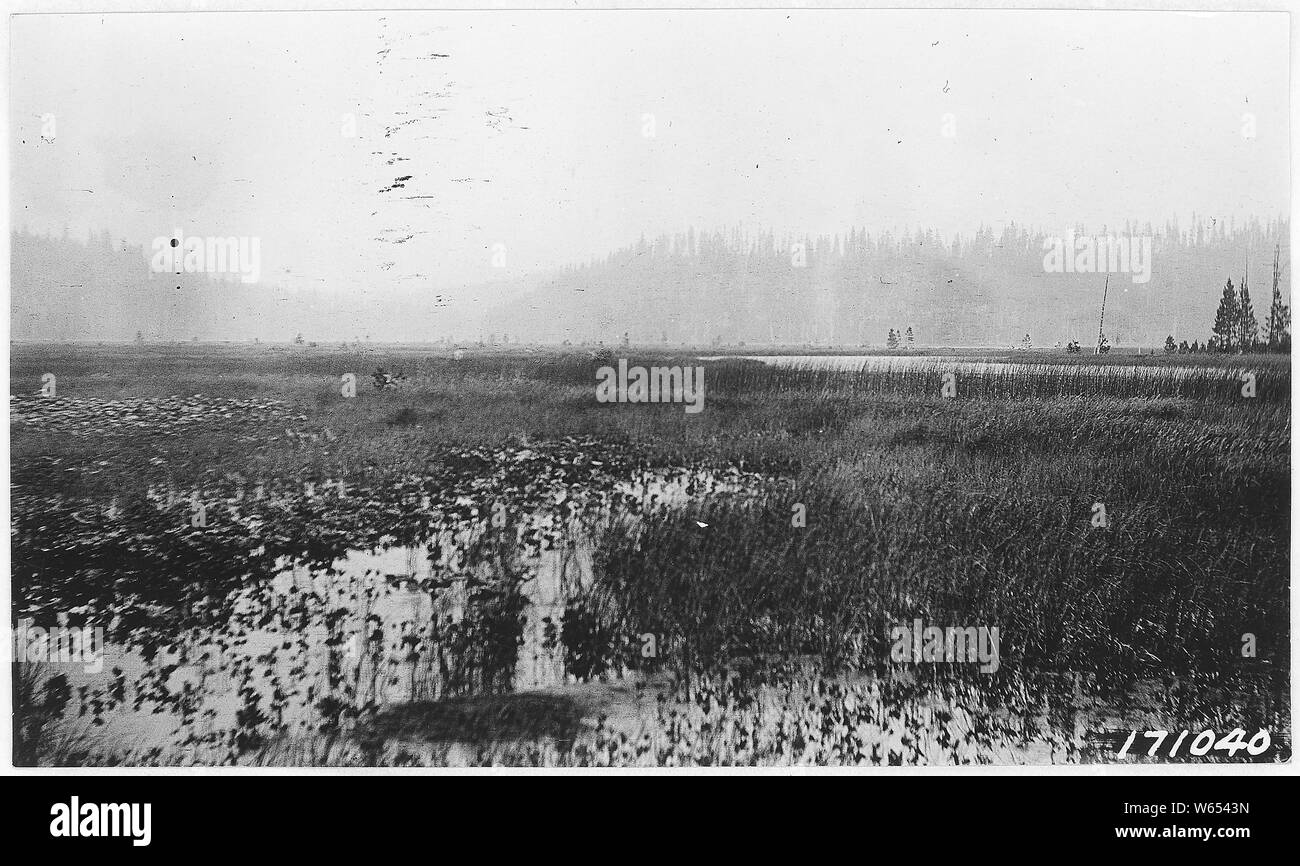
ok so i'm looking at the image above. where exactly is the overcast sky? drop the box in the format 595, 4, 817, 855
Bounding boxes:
10, 9, 1291, 308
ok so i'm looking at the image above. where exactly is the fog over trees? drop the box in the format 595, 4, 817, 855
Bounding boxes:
480, 217, 1289, 348
12, 215, 1289, 348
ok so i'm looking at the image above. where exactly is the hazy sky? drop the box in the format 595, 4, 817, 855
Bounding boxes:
9, 9, 1291, 310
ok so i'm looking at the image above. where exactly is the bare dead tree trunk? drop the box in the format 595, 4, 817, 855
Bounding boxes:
1095, 275, 1109, 354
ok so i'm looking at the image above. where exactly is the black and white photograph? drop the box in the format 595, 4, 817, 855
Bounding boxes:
4, 1, 1293, 780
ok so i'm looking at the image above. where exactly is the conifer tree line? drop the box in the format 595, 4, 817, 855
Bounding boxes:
1168, 243, 1290, 354
483, 218, 1290, 348
10, 220, 1291, 348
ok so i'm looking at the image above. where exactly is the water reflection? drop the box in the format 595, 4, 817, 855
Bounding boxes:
47, 467, 763, 749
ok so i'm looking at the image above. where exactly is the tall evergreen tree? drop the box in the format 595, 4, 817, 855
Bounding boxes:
1211, 278, 1240, 353
1238, 270, 1259, 352
1266, 244, 1291, 352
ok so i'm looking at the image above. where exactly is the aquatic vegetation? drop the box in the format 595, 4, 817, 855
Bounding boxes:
10, 394, 299, 438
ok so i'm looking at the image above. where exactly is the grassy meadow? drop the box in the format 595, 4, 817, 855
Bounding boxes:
8, 343, 1291, 765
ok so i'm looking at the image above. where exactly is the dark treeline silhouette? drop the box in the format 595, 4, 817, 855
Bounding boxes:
11, 217, 1290, 348
483, 217, 1290, 349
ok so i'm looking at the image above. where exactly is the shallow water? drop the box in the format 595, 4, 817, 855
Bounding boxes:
33, 465, 768, 753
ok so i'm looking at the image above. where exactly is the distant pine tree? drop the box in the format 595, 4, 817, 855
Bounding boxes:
1164, 335, 1177, 354
886, 328, 899, 349
1212, 279, 1240, 353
